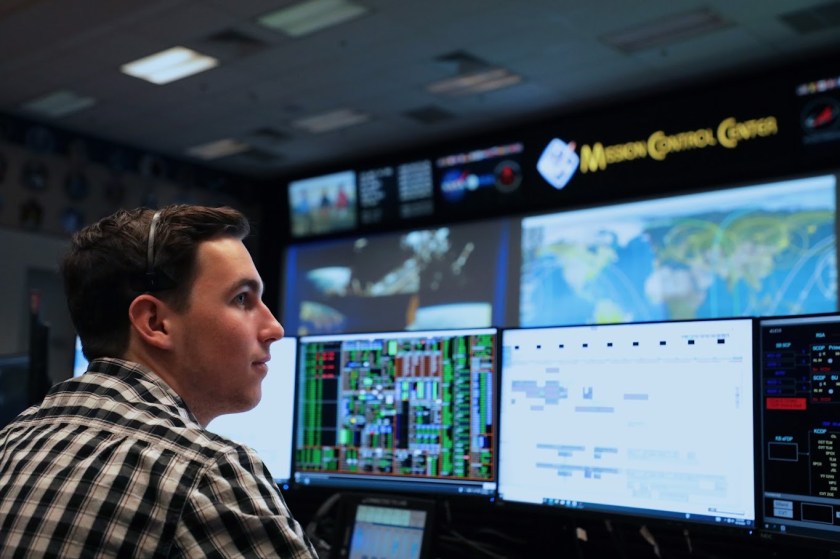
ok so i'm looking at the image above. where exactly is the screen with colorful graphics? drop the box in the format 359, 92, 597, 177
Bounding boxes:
293, 328, 498, 497
519, 174, 837, 327
288, 170, 357, 239
758, 313, 840, 546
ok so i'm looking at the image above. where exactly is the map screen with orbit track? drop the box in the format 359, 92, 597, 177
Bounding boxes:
519, 174, 837, 326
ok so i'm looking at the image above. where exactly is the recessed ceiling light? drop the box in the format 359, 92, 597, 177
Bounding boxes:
186, 138, 251, 160
257, 0, 368, 37
21, 89, 96, 117
292, 108, 371, 133
427, 68, 522, 96
601, 8, 730, 53
121, 46, 219, 85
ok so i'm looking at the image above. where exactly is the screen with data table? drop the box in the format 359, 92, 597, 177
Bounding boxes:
498, 318, 757, 532
759, 313, 840, 546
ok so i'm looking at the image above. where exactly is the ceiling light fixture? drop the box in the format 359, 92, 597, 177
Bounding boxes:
186, 138, 251, 160
292, 108, 371, 133
427, 68, 522, 96
427, 50, 522, 96
257, 0, 369, 37
601, 8, 730, 53
21, 89, 96, 118
121, 46, 219, 85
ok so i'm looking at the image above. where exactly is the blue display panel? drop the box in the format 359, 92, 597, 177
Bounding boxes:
519, 174, 837, 327
73, 335, 88, 377
758, 313, 840, 546
333, 494, 435, 559
498, 318, 757, 532
293, 328, 498, 497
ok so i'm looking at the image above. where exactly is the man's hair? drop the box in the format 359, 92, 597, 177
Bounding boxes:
62, 204, 250, 360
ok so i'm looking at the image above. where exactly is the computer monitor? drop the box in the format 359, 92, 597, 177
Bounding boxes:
758, 313, 840, 546
281, 218, 510, 336
293, 327, 498, 497
332, 493, 435, 559
73, 335, 88, 377
518, 173, 836, 328
497, 318, 757, 532
206, 336, 298, 487
288, 169, 357, 239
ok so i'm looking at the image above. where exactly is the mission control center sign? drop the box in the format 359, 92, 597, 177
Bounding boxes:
537, 115, 779, 190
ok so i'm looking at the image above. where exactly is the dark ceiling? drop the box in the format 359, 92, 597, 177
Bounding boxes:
1, 0, 840, 181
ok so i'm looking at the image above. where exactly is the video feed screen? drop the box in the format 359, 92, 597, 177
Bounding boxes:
519, 174, 837, 327
288, 170, 357, 238
498, 318, 757, 531
758, 314, 840, 545
282, 219, 510, 336
293, 328, 498, 497
206, 337, 298, 486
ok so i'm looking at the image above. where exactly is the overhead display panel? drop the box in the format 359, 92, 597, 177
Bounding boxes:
518, 174, 837, 327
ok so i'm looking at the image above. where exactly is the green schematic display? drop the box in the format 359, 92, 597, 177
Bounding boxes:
294, 327, 498, 497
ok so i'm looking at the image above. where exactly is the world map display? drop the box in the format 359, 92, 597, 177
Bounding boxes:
520, 175, 838, 326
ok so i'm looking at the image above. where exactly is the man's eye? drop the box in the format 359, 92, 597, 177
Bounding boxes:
234, 293, 248, 305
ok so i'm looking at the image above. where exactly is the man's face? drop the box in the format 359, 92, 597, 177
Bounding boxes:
167, 236, 284, 423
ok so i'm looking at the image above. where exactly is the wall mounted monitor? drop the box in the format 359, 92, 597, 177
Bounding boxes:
206, 336, 298, 487
293, 328, 498, 497
498, 318, 757, 532
288, 169, 357, 239
357, 159, 435, 228
519, 173, 836, 327
794, 69, 840, 164
282, 219, 510, 336
758, 313, 840, 545
435, 141, 525, 218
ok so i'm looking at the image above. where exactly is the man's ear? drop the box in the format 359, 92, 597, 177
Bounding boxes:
128, 294, 173, 350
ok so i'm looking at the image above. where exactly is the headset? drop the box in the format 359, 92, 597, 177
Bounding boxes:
141, 209, 175, 292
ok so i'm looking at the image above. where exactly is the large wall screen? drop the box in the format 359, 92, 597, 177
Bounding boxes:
519, 174, 837, 327
283, 220, 510, 336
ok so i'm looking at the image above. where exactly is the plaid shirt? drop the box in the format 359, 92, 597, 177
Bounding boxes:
0, 358, 318, 558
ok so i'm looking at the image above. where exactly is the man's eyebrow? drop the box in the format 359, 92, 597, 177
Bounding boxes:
232, 278, 264, 296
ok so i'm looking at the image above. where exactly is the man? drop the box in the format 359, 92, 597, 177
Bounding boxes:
0, 205, 318, 558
